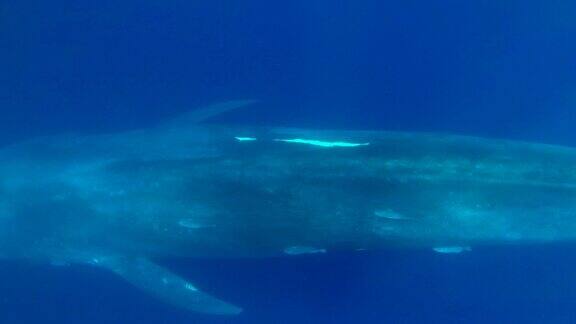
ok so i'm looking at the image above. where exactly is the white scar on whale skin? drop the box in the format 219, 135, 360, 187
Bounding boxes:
235, 137, 257, 142
374, 209, 412, 220
433, 246, 471, 254
284, 246, 327, 255
178, 219, 213, 229
274, 138, 370, 148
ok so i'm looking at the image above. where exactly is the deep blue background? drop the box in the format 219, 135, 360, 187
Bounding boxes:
1, 0, 576, 323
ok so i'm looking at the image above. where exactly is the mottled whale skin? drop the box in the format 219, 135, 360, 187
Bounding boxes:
0, 101, 575, 314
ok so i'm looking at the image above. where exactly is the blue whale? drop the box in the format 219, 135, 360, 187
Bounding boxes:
1, 100, 575, 314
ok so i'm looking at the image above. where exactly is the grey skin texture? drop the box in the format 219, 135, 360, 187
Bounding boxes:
0, 100, 575, 314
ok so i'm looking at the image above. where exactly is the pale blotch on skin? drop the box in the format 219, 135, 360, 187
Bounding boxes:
374, 209, 411, 220
184, 283, 198, 291
284, 246, 327, 255
432, 246, 471, 254
234, 137, 257, 142
178, 219, 213, 229
274, 138, 370, 148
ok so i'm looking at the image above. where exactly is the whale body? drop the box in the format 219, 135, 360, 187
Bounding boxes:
1, 100, 575, 314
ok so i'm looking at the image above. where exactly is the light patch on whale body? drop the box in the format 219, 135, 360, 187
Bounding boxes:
184, 283, 198, 291
274, 138, 370, 148
50, 260, 70, 267
235, 137, 257, 142
374, 209, 411, 220
433, 246, 471, 254
178, 219, 212, 229
284, 246, 327, 255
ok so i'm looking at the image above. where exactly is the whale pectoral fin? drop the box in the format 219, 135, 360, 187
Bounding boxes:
101, 257, 242, 315
162, 100, 259, 127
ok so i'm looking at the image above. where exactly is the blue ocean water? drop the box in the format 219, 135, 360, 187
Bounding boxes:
1, 0, 576, 323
